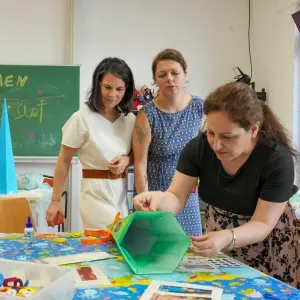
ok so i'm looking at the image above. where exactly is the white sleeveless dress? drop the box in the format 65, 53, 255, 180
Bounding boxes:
62, 105, 135, 229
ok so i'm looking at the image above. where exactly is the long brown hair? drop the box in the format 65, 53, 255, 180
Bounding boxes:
204, 82, 298, 157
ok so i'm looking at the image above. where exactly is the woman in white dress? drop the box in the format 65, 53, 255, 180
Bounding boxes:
46, 57, 136, 229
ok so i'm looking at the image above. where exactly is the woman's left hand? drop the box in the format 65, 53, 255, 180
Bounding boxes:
107, 156, 130, 175
190, 230, 232, 257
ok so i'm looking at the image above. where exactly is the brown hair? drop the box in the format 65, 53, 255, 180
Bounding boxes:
204, 82, 297, 157
152, 49, 187, 79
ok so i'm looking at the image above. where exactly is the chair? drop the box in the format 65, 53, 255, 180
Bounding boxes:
0, 197, 36, 233
43, 175, 68, 232
59, 191, 68, 232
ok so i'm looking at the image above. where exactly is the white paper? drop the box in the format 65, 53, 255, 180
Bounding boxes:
140, 280, 223, 300
41, 251, 115, 265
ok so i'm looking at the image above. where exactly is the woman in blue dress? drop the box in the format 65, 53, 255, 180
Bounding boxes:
133, 49, 204, 235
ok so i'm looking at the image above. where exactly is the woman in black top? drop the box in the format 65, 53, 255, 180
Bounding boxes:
134, 82, 299, 288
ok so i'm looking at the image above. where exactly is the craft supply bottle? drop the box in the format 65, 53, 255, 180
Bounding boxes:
24, 216, 35, 254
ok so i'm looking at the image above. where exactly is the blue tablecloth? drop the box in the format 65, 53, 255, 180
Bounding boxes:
0, 233, 299, 299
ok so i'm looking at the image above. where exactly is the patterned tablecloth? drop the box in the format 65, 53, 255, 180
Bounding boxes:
0, 233, 299, 300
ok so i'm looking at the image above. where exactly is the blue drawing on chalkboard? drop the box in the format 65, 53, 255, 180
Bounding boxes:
0, 99, 18, 194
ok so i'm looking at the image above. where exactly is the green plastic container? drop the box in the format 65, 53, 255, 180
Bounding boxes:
111, 211, 190, 274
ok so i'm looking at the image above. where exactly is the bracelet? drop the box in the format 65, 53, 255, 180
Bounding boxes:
51, 199, 61, 203
227, 229, 236, 250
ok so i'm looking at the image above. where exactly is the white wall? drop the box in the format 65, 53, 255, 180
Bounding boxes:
0, 0, 71, 65
250, 0, 296, 136
250, 0, 300, 185
74, 0, 251, 105
0, 0, 82, 231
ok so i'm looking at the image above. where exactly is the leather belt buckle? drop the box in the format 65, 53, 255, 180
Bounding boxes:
108, 170, 121, 179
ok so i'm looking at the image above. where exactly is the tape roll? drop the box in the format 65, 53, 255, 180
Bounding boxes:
84, 228, 109, 237
80, 236, 113, 245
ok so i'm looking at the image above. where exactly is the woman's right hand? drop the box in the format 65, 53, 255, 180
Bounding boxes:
133, 191, 164, 211
46, 201, 64, 227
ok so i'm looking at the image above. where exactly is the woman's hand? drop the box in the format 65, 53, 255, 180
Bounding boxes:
190, 230, 232, 256
107, 156, 130, 175
46, 201, 64, 227
133, 191, 164, 211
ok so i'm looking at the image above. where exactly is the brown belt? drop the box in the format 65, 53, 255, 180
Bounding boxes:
82, 169, 126, 180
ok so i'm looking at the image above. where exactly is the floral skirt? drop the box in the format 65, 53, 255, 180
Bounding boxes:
205, 202, 300, 289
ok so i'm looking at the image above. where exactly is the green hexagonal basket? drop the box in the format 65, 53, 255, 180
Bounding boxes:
111, 211, 191, 275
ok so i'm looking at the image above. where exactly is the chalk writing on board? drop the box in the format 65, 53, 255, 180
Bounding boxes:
39, 133, 56, 149
14, 99, 46, 123
0, 95, 65, 124
36, 95, 64, 101
12, 141, 23, 150
0, 74, 28, 88
1, 98, 28, 101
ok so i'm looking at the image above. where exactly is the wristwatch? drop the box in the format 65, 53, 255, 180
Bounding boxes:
227, 229, 236, 250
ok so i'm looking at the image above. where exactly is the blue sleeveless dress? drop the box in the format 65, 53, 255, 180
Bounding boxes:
141, 96, 204, 235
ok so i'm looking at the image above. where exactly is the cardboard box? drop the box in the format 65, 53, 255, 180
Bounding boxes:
111, 211, 190, 274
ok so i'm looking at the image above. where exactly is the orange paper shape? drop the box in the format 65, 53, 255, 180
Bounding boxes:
80, 212, 121, 245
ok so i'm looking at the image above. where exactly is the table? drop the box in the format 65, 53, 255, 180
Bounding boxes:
0, 233, 299, 299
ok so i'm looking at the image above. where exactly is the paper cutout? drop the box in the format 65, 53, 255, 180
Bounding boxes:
0, 99, 18, 194
73, 265, 111, 287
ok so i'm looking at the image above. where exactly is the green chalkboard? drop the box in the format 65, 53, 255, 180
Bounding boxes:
0, 65, 80, 156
